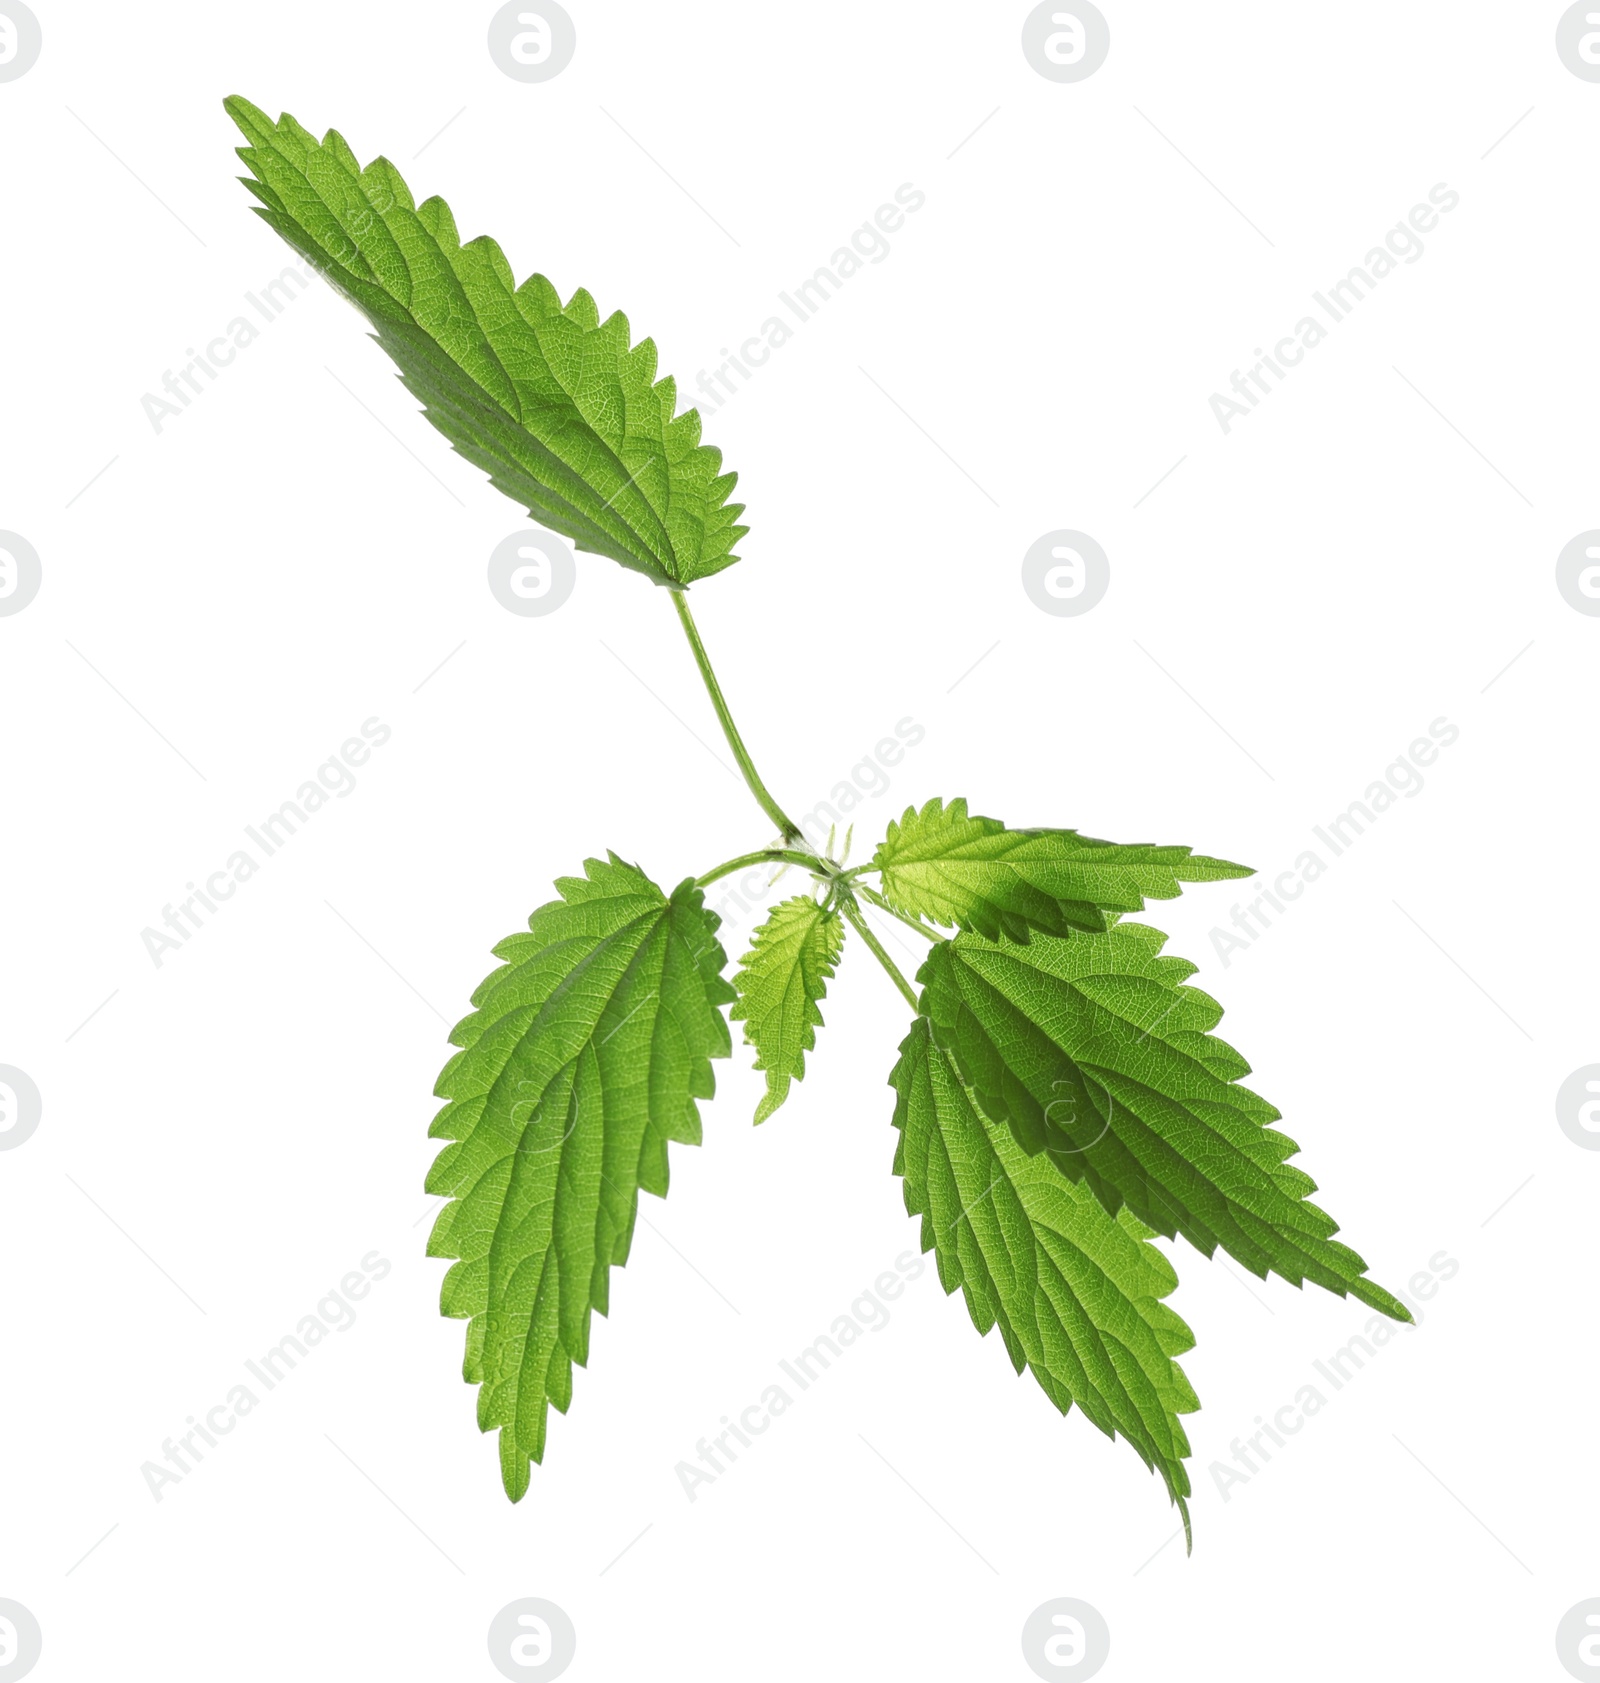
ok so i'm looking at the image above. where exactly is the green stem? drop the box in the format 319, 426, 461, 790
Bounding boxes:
840, 899, 920, 1013
696, 848, 830, 889
856, 883, 943, 942
672, 591, 804, 844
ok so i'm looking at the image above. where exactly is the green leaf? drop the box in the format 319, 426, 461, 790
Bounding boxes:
224, 97, 748, 587
918, 922, 1409, 1320
873, 797, 1253, 940
425, 854, 734, 1500
892, 1019, 1198, 1540
730, 895, 844, 1123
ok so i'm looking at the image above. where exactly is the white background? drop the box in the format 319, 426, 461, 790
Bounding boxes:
1, 3, 1595, 1678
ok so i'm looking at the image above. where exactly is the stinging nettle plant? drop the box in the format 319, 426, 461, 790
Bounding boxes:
226, 97, 1408, 1543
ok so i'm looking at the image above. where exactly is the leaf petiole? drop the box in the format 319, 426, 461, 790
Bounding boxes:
839, 897, 921, 1012
696, 848, 832, 889
672, 590, 805, 844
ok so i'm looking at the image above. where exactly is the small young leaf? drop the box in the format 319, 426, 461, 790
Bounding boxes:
873, 797, 1252, 940
425, 855, 734, 1499
730, 895, 844, 1123
919, 922, 1409, 1320
224, 97, 748, 587
892, 1019, 1197, 1539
